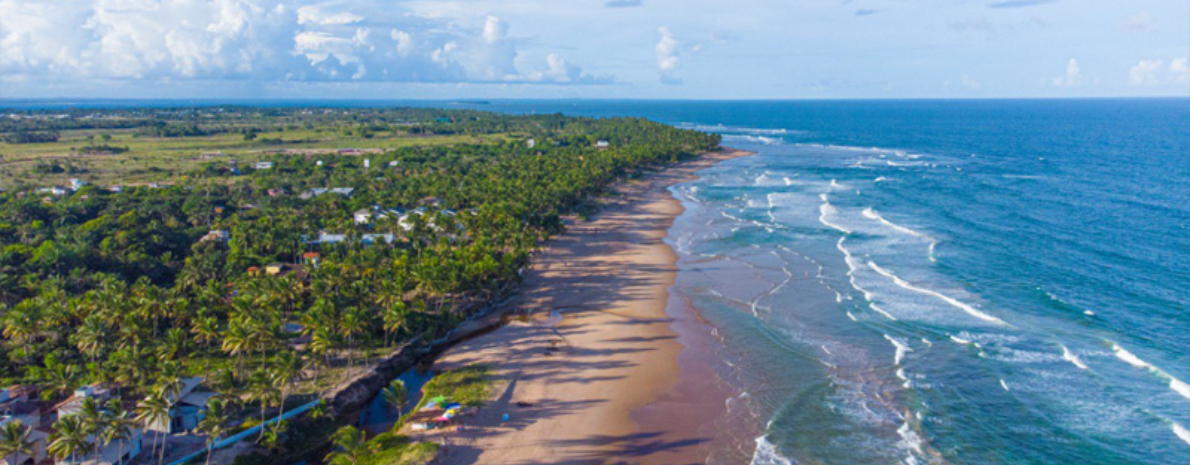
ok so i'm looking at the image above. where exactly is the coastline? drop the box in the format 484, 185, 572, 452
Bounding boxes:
424, 147, 754, 464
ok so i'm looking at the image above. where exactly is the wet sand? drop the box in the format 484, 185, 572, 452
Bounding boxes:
426, 148, 753, 464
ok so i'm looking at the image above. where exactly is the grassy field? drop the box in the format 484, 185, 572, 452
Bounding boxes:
0, 127, 506, 187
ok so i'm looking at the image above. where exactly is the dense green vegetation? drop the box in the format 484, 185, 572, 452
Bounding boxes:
0, 106, 718, 462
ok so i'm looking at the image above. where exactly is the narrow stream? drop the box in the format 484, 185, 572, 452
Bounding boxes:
358, 367, 435, 434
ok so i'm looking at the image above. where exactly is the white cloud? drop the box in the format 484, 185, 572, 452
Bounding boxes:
1051, 58, 1082, 87
1170, 58, 1189, 84
1127, 58, 1190, 86
961, 75, 981, 89
656, 26, 681, 84
1128, 60, 1163, 86
0, 0, 607, 85
1120, 12, 1155, 32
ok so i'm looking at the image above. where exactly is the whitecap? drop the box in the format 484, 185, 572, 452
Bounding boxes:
1061, 344, 1089, 370
862, 207, 930, 238
750, 435, 794, 465
1112, 342, 1190, 402
868, 261, 1009, 325
818, 197, 852, 234
1000, 379, 1010, 392
884, 334, 913, 366
1173, 421, 1190, 447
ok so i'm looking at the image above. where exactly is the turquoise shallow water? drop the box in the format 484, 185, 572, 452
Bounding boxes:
11, 99, 1190, 464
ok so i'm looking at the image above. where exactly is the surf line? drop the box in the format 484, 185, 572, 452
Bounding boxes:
868, 261, 1010, 326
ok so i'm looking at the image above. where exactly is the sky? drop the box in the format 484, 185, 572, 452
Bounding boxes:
1, 0, 1188, 100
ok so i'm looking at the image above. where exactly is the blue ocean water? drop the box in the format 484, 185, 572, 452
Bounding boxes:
9, 98, 1189, 463
472, 99, 1190, 464
656, 100, 1190, 465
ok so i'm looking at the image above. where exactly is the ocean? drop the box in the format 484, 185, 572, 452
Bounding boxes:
478, 99, 1190, 464
8, 98, 1189, 464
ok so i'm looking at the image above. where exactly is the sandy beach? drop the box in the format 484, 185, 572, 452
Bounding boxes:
425, 148, 753, 465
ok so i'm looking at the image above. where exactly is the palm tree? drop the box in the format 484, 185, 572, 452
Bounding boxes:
135, 390, 171, 465
79, 397, 108, 463
338, 307, 367, 370
382, 379, 408, 418
381, 301, 407, 347
101, 399, 135, 465
191, 316, 220, 371
75, 315, 107, 376
324, 426, 370, 465
221, 318, 251, 377
196, 397, 232, 465
246, 370, 278, 441
269, 351, 302, 419
260, 420, 287, 453
0, 420, 35, 465
49, 415, 92, 463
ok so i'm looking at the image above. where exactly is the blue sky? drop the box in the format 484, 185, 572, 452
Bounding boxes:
1, 0, 1187, 99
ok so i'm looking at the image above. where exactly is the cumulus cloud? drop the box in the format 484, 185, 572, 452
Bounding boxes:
1120, 12, 1155, 32
1172, 58, 1190, 84
655, 26, 681, 84
961, 75, 981, 89
0, 0, 608, 85
1128, 60, 1162, 85
1051, 58, 1082, 87
1128, 58, 1190, 86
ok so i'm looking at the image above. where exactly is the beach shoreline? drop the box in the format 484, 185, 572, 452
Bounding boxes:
424, 147, 754, 464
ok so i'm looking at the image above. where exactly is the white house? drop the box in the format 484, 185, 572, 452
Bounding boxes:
144, 378, 209, 435
526, 138, 535, 148
254, 161, 274, 170
596, 140, 609, 148
53, 428, 142, 465
353, 209, 373, 225
53, 386, 144, 465
199, 230, 230, 243
0, 417, 47, 465
68, 179, 87, 191
36, 186, 68, 196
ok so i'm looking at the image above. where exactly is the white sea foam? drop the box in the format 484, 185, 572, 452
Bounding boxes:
921, 338, 933, 347
884, 334, 913, 365
896, 368, 912, 388
868, 262, 1008, 325
868, 303, 897, 321
1061, 345, 1089, 370
862, 208, 939, 263
846, 311, 858, 322
862, 207, 929, 238
819, 197, 852, 234
874, 176, 887, 183
750, 435, 795, 465
1111, 342, 1190, 402
896, 419, 926, 461
1173, 421, 1190, 447
724, 134, 782, 145
950, 335, 972, 345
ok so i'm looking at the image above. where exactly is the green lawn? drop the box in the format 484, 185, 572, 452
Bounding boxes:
0, 128, 507, 187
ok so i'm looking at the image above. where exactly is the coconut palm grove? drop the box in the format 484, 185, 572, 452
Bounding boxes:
0, 107, 720, 464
